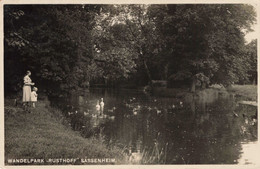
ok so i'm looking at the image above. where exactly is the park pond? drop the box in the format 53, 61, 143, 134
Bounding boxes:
50, 88, 257, 164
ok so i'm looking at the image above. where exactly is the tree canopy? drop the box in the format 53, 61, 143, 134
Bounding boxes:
4, 4, 257, 95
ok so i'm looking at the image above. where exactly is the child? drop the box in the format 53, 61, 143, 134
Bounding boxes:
100, 98, 104, 115
31, 87, 38, 108
96, 100, 100, 115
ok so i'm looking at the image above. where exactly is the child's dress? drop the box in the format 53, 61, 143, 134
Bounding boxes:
96, 104, 100, 114
31, 91, 38, 102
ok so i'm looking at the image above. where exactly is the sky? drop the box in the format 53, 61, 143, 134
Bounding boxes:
245, 24, 257, 44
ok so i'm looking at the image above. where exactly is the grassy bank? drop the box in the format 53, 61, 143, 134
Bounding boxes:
152, 85, 257, 101
227, 85, 257, 101
4, 98, 127, 165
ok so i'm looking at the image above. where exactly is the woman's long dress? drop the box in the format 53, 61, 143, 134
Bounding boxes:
22, 75, 32, 102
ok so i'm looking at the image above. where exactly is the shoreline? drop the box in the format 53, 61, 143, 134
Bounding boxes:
4, 99, 128, 165
151, 84, 257, 102
4, 84, 257, 165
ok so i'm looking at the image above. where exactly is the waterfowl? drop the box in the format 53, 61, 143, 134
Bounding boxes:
130, 97, 136, 102
108, 107, 116, 112
179, 101, 183, 107
68, 112, 73, 116
125, 103, 132, 108
133, 111, 138, 115
245, 118, 249, 124
84, 112, 89, 116
109, 116, 115, 120
92, 114, 97, 118
147, 107, 152, 111
156, 109, 162, 114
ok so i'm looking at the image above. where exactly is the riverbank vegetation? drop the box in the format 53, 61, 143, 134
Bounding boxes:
4, 98, 128, 164
227, 85, 257, 101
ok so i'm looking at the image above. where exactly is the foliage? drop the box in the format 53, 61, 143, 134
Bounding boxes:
4, 4, 257, 95
147, 4, 256, 88
243, 39, 257, 84
4, 5, 138, 95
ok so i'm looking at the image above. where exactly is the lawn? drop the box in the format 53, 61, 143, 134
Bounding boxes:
227, 85, 257, 101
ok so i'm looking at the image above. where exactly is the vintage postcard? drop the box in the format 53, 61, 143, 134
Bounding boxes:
0, 0, 259, 169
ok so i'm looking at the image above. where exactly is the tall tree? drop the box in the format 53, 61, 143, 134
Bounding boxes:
147, 4, 256, 90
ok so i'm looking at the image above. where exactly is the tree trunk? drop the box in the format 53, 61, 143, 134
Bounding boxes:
191, 78, 196, 92
143, 58, 153, 84
201, 82, 206, 89
252, 77, 256, 85
164, 63, 169, 80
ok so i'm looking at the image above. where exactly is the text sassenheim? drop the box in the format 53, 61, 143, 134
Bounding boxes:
81, 158, 116, 163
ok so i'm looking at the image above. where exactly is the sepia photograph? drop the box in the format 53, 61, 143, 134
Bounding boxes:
1, 0, 259, 168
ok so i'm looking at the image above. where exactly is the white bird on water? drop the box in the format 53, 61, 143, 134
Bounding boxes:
156, 109, 162, 114
108, 107, 116, 113
109, 116, 115, 120
180, 101, 183, 107
147, 106, 152, 111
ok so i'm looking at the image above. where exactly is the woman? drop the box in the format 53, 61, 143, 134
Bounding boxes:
22, 70, 34, 111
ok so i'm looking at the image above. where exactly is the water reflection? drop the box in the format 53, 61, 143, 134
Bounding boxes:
51, 88, 257, 164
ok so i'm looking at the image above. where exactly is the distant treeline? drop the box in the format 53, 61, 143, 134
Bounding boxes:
4, 4, 257, 96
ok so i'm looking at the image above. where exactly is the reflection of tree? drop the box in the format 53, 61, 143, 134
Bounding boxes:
141, 92, 252, 164
57, 90, 257, 164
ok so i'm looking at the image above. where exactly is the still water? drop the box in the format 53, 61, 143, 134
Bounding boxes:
51, 88, 257, 164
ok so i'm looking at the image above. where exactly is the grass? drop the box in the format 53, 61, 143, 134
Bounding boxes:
152, 84, 257, 102
227, 85, 257, 101
4, 98, 128, 165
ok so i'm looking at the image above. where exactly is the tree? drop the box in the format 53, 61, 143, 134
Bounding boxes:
244, 39, 257, 84
4, 5, 140, 95
4, 4, 256, 95
5, 5, 80, 95
147, 4, 256, 90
